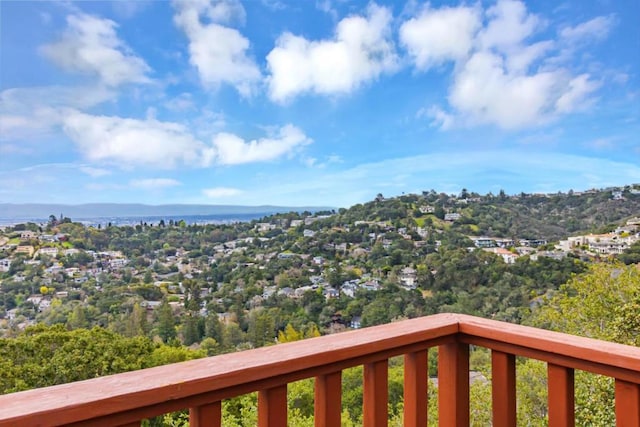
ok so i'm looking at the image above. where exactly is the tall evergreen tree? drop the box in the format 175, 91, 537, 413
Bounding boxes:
156, 299, 176, 343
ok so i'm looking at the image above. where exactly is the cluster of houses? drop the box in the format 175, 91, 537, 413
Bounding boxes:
466, 236, 549, 264
2, 210, 639, 332
466, 217, 640, 262
556, 218, 640, 256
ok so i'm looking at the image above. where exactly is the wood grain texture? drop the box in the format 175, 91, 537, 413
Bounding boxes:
190, 402, 221, 427
492, 350, 516, 427
363, 359, 388, 427
403, 350, 428, 427
314, 371, 341, 427
0, 314, 458, 427
616, 379, 640, 427
548, 364, 575, 427
438, 341, 469, 427
258, 385, 287, 427
2, 313, 640, 427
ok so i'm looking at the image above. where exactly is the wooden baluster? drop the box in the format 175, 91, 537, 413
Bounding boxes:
438, 341, 469, 427
315, 371, 342, 427
548, 364, 574, 427
258, 385, 288, 427
190, 402, 222, 427
616, 379, 640, 427
404, 350, 428, 427
363, 359, 388, 427
492, 351, 516, 427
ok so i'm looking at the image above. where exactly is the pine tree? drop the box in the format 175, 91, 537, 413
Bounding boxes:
156, 299, 176, 343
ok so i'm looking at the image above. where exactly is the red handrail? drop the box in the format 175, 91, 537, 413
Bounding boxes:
0, 313, 638, 427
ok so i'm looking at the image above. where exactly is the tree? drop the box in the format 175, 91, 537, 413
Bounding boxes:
204, 313, 223, 342
247, 308, 276, 348
524, 263, 640, 425
156, 299, 176, 343
66, 305, 89, 330
0, 325, 156, 393
433, 205, 445, 220
124, 303, 148, 337
527, 263, 640, 342
277, 323, 302, 343
200, 337, 220, 356
181, 315, 201, 346
143, 270, 153, 284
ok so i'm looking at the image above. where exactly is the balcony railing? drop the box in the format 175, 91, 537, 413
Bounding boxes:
1, 313, 639, 426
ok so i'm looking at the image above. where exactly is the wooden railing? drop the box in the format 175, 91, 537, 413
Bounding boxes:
1, 313, 639, 426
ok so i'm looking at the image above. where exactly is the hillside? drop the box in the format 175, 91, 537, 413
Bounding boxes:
352, 187, 639, 241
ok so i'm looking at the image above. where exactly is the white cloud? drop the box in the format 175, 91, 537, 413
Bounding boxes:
130, 178, 181, 189
112, 1, 151, 19
560, 15, 615, 42
213, 124, 311, 165
478, 0, 541, 52
173, 0, 260, 96
0, 143, 34, 155
555, 74, 600, 113
202, 187, 243, 198
399, 5, 480, 69
419, 106, 454, 130
504, 40, 554, 74
164, 92, 196, 111
406, 0, 603, 130
0, 85, 115, 140
262, 0, 287, 12
449, 52, 563, 129
62, 111, 213, 168
1, 85, 114, 111
266, 3, 398, 102
60, 111, 309, 168
0, 115, 34, 135
80, 166, 112, 177
40, 13, 151, 86
316, 0, 338, 21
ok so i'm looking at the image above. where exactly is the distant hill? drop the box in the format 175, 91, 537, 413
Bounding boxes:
337, 186, 640, 241
0, 203, 333, 222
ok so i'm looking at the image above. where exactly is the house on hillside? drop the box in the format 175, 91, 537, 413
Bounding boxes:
471, 237, 495, 248
444, 213, 461, 221
38, 247, 59, 257
399, 267, 417, 290
484, 248, 519, 264
15, 246, 35, 257
20, 231, 37, 240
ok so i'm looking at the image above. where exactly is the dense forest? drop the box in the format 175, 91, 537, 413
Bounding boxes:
1, 186, 639, 425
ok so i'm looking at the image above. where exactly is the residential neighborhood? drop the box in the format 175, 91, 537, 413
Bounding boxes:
1, 187, 639, 340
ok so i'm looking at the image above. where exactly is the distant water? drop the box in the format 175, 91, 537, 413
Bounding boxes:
0, 213, 277, 227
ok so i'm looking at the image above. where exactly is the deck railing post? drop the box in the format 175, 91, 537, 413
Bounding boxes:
363, 359, 389, 427
438, 341, 469, 427
189, 402, 222, 427
615, 379, 640, 427
315, 371, 342, 427
548, 364, 574, 427
404, 350, 428, 427
492, 350, 516, 427
258, 385, 288, 427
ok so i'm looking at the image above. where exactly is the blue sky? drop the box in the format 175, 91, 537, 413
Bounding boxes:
1, 0, 638, 208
